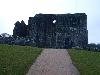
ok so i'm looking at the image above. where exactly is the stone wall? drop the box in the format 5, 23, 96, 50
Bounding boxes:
28, 13, 88, 48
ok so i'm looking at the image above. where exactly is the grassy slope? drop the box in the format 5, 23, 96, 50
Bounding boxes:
0, 44, 43, 75
68, 49, 100, 75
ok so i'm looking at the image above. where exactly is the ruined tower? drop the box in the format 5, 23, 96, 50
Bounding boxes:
28, 13, 88, 48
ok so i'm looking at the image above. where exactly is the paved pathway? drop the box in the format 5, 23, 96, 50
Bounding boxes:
26, 49, 80, 75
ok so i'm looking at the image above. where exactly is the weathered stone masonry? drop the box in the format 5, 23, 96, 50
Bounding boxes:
28, 13, 88, 48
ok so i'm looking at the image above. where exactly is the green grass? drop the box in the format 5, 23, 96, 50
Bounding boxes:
0, 44, 43, 75
68, 49, 100, 75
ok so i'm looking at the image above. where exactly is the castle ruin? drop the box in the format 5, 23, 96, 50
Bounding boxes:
13, 13, 88, 48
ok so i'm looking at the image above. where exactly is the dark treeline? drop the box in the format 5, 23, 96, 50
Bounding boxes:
86, 43, 100, 51
0, 20, 35, 46
0, 33, 100, 52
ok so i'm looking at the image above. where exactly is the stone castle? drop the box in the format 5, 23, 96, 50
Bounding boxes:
13, 13, 88, 48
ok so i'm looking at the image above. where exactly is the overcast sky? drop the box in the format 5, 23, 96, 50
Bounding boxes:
0, 0, 100, 43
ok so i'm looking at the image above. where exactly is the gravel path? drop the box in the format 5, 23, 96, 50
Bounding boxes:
26, 49, 80, 75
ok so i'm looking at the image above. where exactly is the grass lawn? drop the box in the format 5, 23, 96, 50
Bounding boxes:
0, 44, 43, 75
68, 49, 100, 75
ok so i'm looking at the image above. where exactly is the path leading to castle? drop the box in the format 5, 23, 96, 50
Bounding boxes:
26, 49, 80, 75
